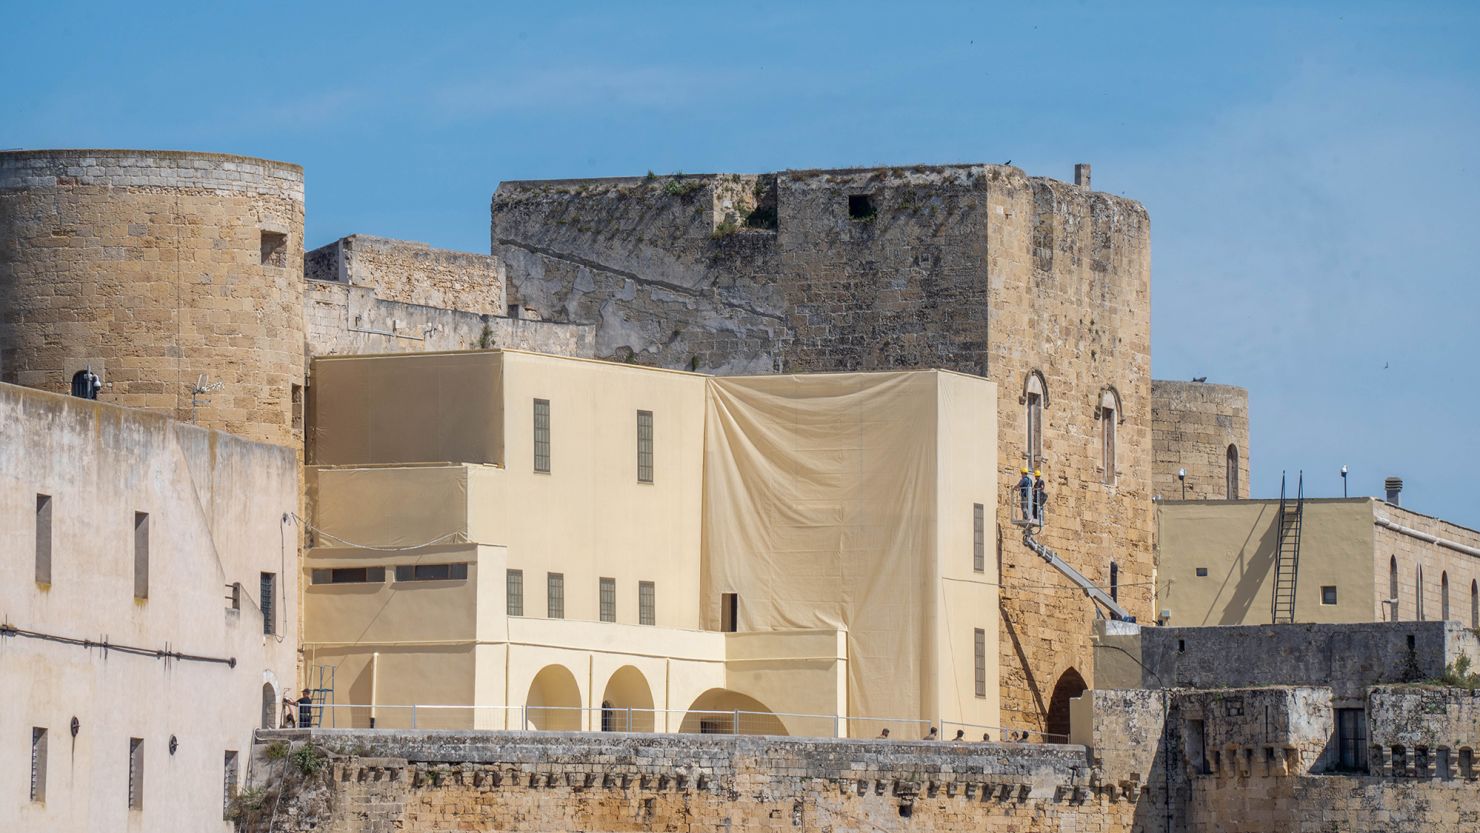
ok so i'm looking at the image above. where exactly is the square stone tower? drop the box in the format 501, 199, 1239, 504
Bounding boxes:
492, 164, 1152, 734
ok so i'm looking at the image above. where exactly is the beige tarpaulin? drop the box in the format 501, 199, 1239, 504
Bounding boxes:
702, 372, 939, 722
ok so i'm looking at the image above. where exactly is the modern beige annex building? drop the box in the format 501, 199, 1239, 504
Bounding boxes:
0, 382, 298, 832
1158, 498, 1480, 628
302, 350, 1000, 737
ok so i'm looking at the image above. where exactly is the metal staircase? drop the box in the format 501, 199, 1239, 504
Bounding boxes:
1270, 471, 1305, 624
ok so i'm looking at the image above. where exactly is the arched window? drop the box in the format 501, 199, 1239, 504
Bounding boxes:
1098, 388, 1121, 486
70, 369, 100, 400
1109, 561, 1120, 603
1415, 565, 1425, 621
1441, 572, 1450, 621
1389, 556, 1399, 621
1023, 372, 1048, 468
1471, 580, 1478, 629
1226, 445, 1240, 500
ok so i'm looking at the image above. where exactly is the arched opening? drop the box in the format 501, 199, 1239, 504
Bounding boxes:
524, 665, 582, 731
1045, 668, 1087, 743
1389, 556, 1399, 620
70, 369, 100, 400
1226, 445, 1239, 499
1416, 565, 1425, 621
600, 665, 655, 732
260, 683, 277, 730
1441, 572, 1450, 621
1099, 388, 1120, 486
1023, 372, 1048, 469
679, 689, 786, 737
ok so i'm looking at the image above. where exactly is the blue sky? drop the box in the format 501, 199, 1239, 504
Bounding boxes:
5, 1, 1477, 525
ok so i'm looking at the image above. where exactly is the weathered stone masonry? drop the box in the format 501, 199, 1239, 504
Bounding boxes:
493, 165, 1154, 735
1151, 381, 1249, 501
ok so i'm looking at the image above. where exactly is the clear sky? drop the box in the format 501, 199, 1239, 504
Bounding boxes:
5, 1, 1477, 525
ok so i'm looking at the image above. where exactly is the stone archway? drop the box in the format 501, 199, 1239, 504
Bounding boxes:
678, 689, 786, 736
524, 665, 582, 731
1044, 668, 1087, 742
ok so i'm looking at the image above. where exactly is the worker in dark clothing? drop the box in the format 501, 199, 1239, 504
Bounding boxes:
1017, 467, 1033, 521
297, 688, 314, 728
1032, 470, 1048, 523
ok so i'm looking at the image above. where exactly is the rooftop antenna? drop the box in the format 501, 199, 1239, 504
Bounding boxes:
190, 374, 224, 424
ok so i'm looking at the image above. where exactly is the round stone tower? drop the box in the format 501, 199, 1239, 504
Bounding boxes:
0, 149, 306, 447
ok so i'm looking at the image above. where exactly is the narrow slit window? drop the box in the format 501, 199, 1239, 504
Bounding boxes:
30, 727, 47, 804
547, 572, 565, 619
1110, 561, 1120, 603
639, 581, 655, 626
533, 399, 551, 473
721, 592, 738, 633
637, 410, 654, 483
507, 569, 524, 616
133, 512, 149, 599
1226, 444, 1240, 499
1100, 390, 1118, 485
599, 577, 616, 622
35, 495, 52, 584
128, 738, 144, 810
972, 503, 985, 573
974, 628, 987, 698
260, 572, 276, 635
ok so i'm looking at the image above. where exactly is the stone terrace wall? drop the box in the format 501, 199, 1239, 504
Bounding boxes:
1151, 380, 1249, 501
493, 165, 1156, 736
246, 729, 1150, 833
1140, 621, 1480, 701
306, 234, 506, 315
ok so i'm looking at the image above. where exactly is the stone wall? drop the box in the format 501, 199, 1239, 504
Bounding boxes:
1367, 686, 1480, 778
305, 234, 505, 316
1372, 502, 1480, 627
0, 149, 306, 447
1151, 380, 1249, 501
1138, 621, 1480, 701
493, 164, 1155, 734
303, 280, 594, 365
245, 729, 1146, 833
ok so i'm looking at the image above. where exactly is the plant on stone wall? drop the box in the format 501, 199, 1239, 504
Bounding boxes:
226, 786, 270, 826
663, 174, 704, 198
1439, 654, 1480, 690
290, 743, 329, 777
479, 322, 494, 349
711, 220, 739, 239
264, 740, 291, 761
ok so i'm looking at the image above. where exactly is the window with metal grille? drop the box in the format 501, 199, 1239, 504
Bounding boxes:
223, 751, 238, 819
134, 512, 149, 599
974, 628, 987, 698
260, 572, 276, 636
128, 738, 144, 809
310, 567, 386, 584
533, 399, 551, 473
547, 573, 565, 618
393, 563, 468, 582
639, 581, 655, 626
30, 727, 47, 803
972, 503, 985, 573
600, 577, 616, 622
637, 410, 654, 483
35, 495, 52, 584
1335, 708, 1367, 771
507, 569, 524, 616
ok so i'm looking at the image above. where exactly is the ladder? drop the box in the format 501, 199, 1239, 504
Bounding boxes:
1270, 471, 1305, 624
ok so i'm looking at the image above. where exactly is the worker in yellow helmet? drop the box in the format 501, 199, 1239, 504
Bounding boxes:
1017, 466, 1033, 521
1033, 469, 1047, 523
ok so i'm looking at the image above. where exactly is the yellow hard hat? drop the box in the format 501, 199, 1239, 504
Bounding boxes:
1034, 469, 1041, 477
1020, 467, 1029, 474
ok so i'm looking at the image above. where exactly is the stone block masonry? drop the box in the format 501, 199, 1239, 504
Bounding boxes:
1151, 380, 1249, 501
493, 164, 1155, 736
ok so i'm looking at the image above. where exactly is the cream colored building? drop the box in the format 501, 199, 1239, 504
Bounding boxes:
1158, 498, 1480, 628
303, 350, 999, 737
0, 382, 298, 832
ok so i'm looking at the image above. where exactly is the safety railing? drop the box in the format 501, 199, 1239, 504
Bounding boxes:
281, 703, 1066, 743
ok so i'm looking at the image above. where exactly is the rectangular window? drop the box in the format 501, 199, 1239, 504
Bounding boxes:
30, 727, 47, 803
533, 398, 551, 473
393, 563, 469, 582
639, 581, 656, 626
507, 569, 524, 616
133, 512, 149, 599
260, 572, 276, 636
223, 751, 238, 819
974, 628, 987, 698
127, 738, 144, 810
637, 410, 654, 483
310, 567, 386, 585
35, 495, 52, 584
599, 577, 616, 622
1195, 567, 1209, 577
721, 593, 738, 633
1321, 586, 1338, 605
1186, 719, 1209, 774
972, 503, 985, 573
1335, 708, 1367, 771
260, 230, 287, 267
547, 572, 565, 619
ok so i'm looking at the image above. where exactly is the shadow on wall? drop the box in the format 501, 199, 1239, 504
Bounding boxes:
1214, 505, 1279, 626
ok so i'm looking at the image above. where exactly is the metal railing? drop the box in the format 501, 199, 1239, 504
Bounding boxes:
284, 703, 1066, 743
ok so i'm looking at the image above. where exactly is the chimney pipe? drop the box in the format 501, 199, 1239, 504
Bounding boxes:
1074, 163, 1092, 189
1384, 477, 1403, 506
